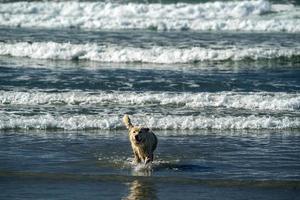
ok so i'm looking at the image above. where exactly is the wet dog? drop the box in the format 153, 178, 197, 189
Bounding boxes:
123, 115, 157, 164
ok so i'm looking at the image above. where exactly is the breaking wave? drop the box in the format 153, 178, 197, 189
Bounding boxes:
1, 42, 299, 63
1, 90, 299, 111
1, 90, 299, 131
0, 113, 299, 130
0, 0, 299, 32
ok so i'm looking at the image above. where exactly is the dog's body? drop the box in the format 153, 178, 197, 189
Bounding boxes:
123, 115, 157, 164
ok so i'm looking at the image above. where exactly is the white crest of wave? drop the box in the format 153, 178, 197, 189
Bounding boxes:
140, 115, 300, 130
0, 91, 299, 111
0, 0, 271, 19
0, 0, 299, 32
1, 42, 299, 63
0, 114, 298, 130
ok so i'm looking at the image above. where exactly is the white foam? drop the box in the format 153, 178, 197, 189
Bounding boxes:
133, 162, 153, 172
139, 115, 300, 130
0, 114, 120, 130
0, 113, 298, 130
1, 90, 299, 112
1, 42, 299, 63
0, 1, 299, 32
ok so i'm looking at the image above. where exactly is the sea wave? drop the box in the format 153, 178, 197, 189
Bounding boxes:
0, 113, 298, 130
0, 0, 299, 32
1, 42, 299, 63
1, 90, 299, 111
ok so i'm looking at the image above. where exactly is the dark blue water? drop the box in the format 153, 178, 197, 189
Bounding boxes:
0, 130, 300, 199
1, 57, 300, 92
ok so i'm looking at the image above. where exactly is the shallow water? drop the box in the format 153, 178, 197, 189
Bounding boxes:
1, 130, 300, 199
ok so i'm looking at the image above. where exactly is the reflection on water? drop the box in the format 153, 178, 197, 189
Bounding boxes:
123, 179, 157, 200
123, 163, 157, 199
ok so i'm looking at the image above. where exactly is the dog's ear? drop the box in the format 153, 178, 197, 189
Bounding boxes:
123, 115, 133, 130
141, 128, 150, 132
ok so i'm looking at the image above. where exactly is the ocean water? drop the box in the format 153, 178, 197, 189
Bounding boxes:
0, 0, 300, 199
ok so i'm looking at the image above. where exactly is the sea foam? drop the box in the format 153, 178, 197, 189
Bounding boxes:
0, 113, 298, 131
0, 0, 299, 32
1, 42, 299, 63
1, 91, 299, 111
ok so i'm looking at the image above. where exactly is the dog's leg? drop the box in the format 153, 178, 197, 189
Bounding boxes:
133, 151, 141, 164
145, 154, 153, 164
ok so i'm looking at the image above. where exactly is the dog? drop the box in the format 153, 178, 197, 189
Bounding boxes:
123, 115, 157, 164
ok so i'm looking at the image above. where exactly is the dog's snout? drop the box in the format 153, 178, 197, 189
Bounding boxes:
135, 135, 140, 141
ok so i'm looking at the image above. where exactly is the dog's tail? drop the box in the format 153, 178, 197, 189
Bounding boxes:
123, 115, 133, 130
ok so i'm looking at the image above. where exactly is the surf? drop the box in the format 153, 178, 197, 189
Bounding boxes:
1, 41, 300, 63
0, 0, 299, 32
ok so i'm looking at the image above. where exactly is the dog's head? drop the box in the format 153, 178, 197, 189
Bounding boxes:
123, 115, 150, 145
129, 127, 150, 145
